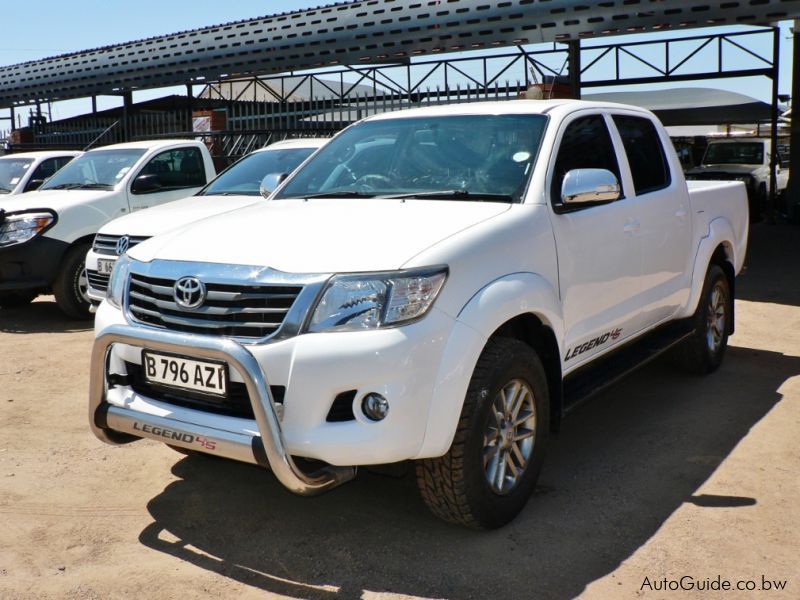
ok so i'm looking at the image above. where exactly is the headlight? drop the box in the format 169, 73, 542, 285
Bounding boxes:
307, 266, 448, 333
0, 211, 55, 247
106, 255, 131, 309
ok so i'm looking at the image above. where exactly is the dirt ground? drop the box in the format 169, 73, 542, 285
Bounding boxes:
0, 223, 798, 600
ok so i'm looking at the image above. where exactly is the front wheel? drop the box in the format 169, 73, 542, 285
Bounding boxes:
53, 243, 92, 320
416, 337, 549, 529
672, 263, 730, 374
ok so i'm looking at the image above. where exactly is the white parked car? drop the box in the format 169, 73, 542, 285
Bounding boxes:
84, 138, 327, 307
0, 151, 82, 195
0, 140, 215, 316
89, 100, 748, 528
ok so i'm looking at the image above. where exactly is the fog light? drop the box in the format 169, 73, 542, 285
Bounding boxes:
361, 393, 389, 421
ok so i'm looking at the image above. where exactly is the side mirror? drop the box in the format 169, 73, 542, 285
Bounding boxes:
561, 168, 620, 205
131, 174, 162, 194
260, 172, 289, 198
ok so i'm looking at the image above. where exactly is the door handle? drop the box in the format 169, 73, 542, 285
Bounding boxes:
623, 219, 640, 233
675, 207, 688, 220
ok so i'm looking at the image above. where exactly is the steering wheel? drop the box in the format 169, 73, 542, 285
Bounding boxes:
354, 174, 394, 193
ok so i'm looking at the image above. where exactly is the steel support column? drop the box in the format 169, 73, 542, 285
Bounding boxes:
122, 91, 133, 142
568, 40, 581, 99
788, 20, 800, 222
769, 27, 780, 223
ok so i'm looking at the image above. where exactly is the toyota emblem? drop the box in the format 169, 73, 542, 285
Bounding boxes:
115, 235, 130, 256
174, 276, 206, 309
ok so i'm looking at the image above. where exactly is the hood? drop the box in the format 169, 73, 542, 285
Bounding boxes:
98, 194, 262, 237
130, 198, 511, 273
0, 189, 113, 212
687, 164, 760, 176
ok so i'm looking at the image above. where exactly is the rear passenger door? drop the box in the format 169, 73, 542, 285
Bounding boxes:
127, 146, 208, 212
610, 113, 692, 326
547, 112, 644, 370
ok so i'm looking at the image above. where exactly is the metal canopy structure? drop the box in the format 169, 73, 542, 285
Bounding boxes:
1, 0, 799, 108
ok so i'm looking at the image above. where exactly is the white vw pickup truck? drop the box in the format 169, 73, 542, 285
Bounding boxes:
89, 101, 748, 528
0, 140, 215, 317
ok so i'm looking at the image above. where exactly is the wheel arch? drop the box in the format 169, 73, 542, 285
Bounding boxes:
416, 273, 565, 459
492, 314, 563, 433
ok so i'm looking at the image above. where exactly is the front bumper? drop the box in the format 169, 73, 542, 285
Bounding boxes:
0, 235, 68, 292
90, 323, 357, 495
90, 301, 456, 493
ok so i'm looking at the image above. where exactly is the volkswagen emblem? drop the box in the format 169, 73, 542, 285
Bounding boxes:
115, 235, 130, 256
174, 276, 206, 309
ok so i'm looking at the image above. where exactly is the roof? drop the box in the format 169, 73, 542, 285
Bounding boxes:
0, 150, 82, 160
583, 88, 779, 126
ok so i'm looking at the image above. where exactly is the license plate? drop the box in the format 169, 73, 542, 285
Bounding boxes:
141, 350, 228, 397
97, 258, 116, 275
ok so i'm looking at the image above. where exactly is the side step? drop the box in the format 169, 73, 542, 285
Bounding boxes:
563, 318, 694, 412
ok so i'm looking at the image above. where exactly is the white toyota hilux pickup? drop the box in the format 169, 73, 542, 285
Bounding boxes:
0, 140, 215, 317
89, 100, 748, 528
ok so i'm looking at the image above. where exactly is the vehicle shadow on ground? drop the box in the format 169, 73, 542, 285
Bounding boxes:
138, 344, 798, 599
0, 299, 92, 334
737, 222, 800, 306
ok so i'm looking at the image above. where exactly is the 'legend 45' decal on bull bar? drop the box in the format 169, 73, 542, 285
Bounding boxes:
565, 328, 622, 361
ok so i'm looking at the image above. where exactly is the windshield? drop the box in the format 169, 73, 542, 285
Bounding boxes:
200, 146, 318, 196
275, 114, 547, 203
40, 148, 146, 190
0, 158, 34, 193
703, 142, 764, 166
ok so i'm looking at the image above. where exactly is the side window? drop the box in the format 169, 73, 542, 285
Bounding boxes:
25, 158, 68, 191
613, 115, 670, 195
551, 114, 621, 206
135, 147, 206, 193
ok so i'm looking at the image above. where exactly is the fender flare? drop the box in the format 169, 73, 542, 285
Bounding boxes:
680, 217, 738, 320
416, 272, 564, 458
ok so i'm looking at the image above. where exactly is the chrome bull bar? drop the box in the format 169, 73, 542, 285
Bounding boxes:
89, 324, 356, 496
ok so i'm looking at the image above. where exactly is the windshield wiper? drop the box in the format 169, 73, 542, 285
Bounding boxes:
0, 186, 11, 194
383, 190, 514, 203
76, 183, 114, 190
301, 190, 378, 199
44, 183, 84, 190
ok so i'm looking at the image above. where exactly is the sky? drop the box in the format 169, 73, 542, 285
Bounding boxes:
1, 1, 794, 125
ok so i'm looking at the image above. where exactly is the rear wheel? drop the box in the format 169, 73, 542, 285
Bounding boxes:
416, 337, 549, 529
672, 263, 730, 374
53, 243, 92, 320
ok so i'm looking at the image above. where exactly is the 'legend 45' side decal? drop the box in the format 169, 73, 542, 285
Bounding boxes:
564, 328, 622, 361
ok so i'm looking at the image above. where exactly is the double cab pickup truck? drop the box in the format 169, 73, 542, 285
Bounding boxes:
89, 100, 748, 528
0, 140, 215, 316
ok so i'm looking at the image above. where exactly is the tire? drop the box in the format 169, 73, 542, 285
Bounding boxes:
52, 243, 92, 320
671, 263, 730, 375
0, 291, 37, 309
415, 337, 549, 529
750, 184, 766, 223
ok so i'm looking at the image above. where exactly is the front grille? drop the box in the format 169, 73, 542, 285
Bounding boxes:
124, 360, 285, 419
93, 234, 151, 256
127, 273, 303, 339
86, 269, 110, 293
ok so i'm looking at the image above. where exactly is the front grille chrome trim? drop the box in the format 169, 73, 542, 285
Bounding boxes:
123, 259, 329, 345
93, 234, 151, 255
